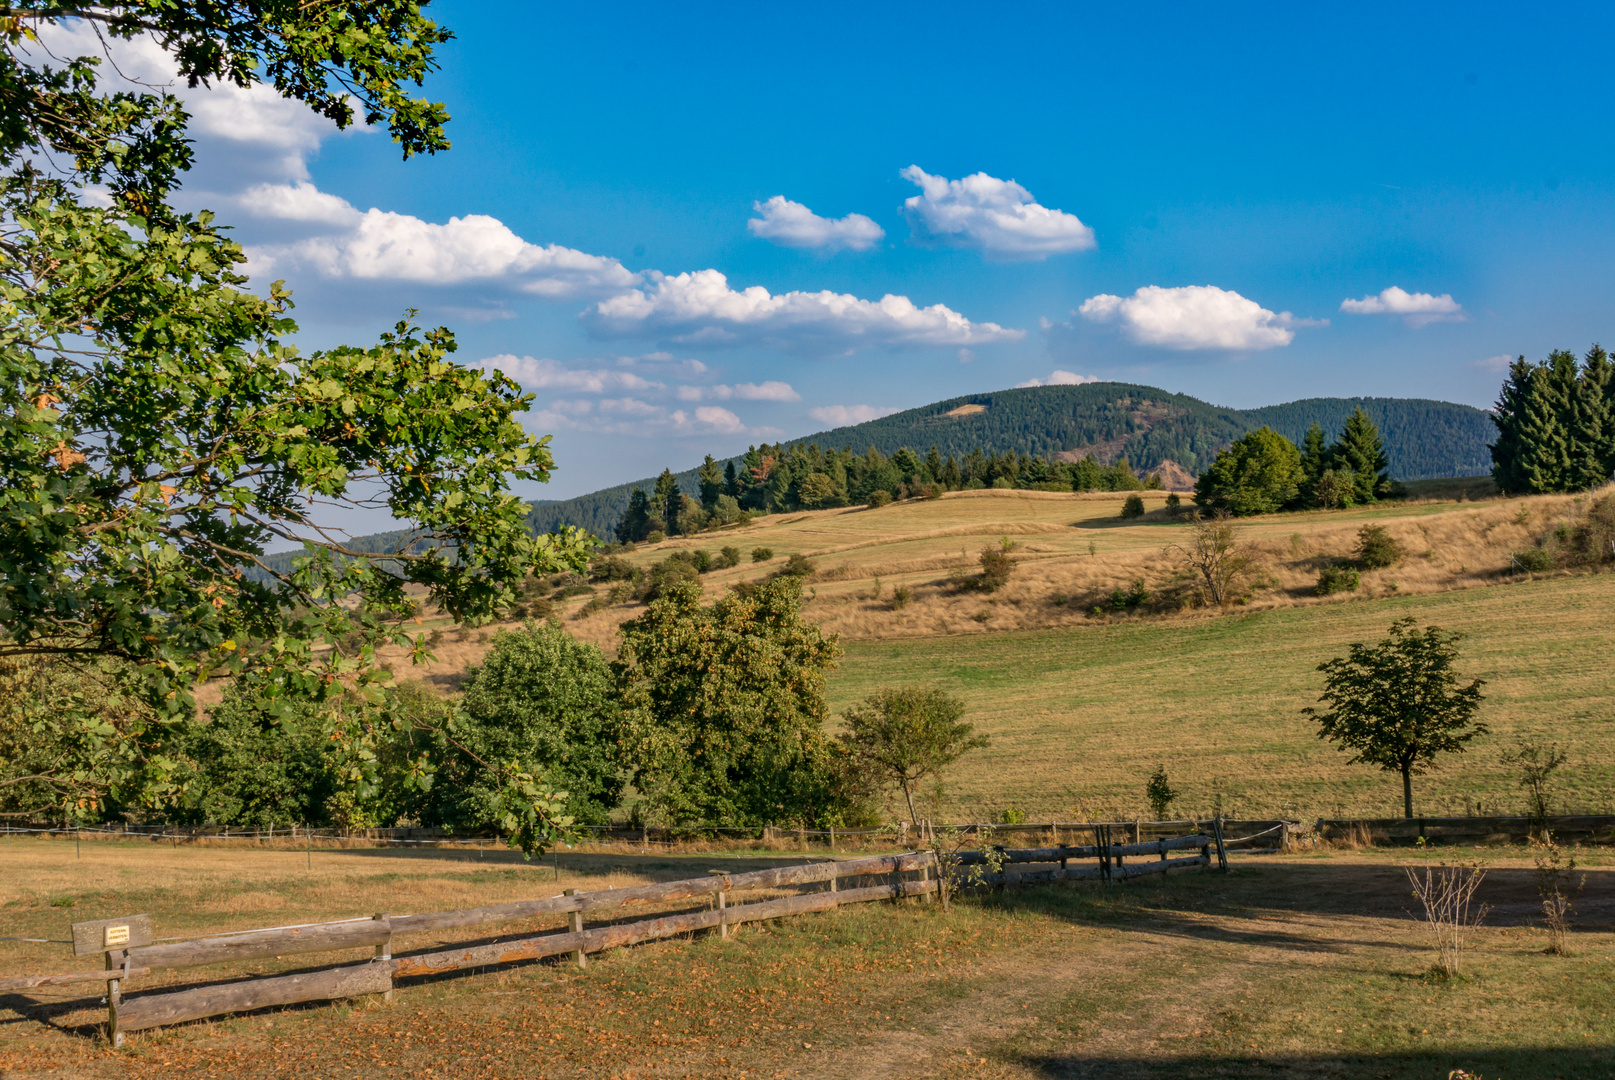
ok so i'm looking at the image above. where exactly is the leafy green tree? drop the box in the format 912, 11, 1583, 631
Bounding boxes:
1304, 618, 1487, 818
697, 454, 724, 512
428, 623, 627, 828
172, 689, 340, 828
839, 687, 985, 825
797, 472, 843, 509
0, 3, 589, 849
1193, 426, 1304, 516
1333, 407, 1391, 504
614, 576, 846, 826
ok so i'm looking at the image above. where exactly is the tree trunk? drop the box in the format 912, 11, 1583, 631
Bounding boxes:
1402, 767, 1414, 819
901, 781, 919, 830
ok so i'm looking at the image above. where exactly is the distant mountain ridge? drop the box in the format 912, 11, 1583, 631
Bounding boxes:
524, 382, 1495, 539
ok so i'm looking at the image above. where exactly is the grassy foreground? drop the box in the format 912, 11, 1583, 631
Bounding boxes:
1, 839, 1612, 1079
829, 573, 1615, 822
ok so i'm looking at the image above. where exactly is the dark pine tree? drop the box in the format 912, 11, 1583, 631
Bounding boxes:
1490, 357, 1535, 494
697, 454, 724, 512
723, 459, 740, 499
615, 488, 653, 543
1299, 422, 1329, 506
654, 469, 682, 535
1333, 407, 1391, 504
1515, 351, 1577, 493
1569, 344, 1615, 490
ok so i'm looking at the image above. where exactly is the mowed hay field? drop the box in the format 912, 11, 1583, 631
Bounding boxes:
548, 484, 1606, 651
828, 573, 1615, 822
4, 839, 1615, 1079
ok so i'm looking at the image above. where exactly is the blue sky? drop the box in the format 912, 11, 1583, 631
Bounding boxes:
66, 3, 1615, 499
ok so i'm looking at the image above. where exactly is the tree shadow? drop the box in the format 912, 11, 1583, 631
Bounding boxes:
1016, 1047, 1613, 1079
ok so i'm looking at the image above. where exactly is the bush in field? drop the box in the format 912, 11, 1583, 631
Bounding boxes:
751, 547, 774, 563
1512, 548, 1554, 573
866, 489, 893, 509
637, 557, 699, 601
1146, 765, 1178, 820
719, 546, 742, 568
778, 552, 817, 578
890, 585, 912, 610
1316, 563, 1360, 596
975, 546, 1013, 591
1355, 524, 1404, 569
1120, 494, 1146, 519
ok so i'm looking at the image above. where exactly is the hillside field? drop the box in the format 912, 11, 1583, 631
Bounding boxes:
377, 484, 1615, 823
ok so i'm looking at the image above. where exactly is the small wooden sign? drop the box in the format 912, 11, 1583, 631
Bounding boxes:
71, 915, 153, 957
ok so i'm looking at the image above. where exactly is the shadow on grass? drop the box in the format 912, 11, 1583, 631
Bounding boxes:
1016, 1047, 1611, 1079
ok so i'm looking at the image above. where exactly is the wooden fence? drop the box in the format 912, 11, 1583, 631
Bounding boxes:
1314, 814, 1615, 846
2, 829, 1222, 1046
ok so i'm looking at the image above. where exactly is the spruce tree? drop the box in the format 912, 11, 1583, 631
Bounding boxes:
1515, 352, 1576, 493
1333, 407, 1391, 504
1489, 357, 1534, 494
1570, 345, 1615, 489
723, 459, 741, 499
697, 454, 724, 512
654, 469, 682, 535
616, 488, 653, 543
925, 445, 943, 483
1299, 422, 1329, 507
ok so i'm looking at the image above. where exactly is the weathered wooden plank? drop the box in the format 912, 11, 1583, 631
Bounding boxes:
71, 915, 153, 957
118, 961, 391, 1031
0, 966, 154, 992
978, 853, 1208, 887
392, 852, 930, 933
126, 919, 391, 971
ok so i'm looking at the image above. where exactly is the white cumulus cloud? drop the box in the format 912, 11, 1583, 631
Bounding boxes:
1340, 286, 1466, 326
583, 269, 1021, 350
900, 166, 1095, 259
676, 381, 800, 402
1016, 370, 1099, 388
808, 405, 901, 426
672, 406, 749, 435
747, 196, 884, 252
252, 195, 640, 297
1471, 353, 1516, 372
478, 355, 662, 393
1078, 285, 1315, 350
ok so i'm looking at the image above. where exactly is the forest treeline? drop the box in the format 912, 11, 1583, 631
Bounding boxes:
1491, 345, 1615, 494
527, 383, 1494, 539
613, 443, 1158, 542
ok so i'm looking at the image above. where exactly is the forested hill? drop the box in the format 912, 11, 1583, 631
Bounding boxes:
525, 382, 1495, 539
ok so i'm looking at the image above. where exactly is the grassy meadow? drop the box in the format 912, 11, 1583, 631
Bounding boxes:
829, 573, 1615, 822
2, 838, 1613, 1079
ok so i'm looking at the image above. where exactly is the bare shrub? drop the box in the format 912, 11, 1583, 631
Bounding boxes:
1406, 858, 1489, 978
1170, 516, 1252, 606
1532, 833, 1585, 955
1500, 739, 1568, 830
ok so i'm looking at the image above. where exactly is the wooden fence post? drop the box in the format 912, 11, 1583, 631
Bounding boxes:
106, 947, 126, 1047
373, 913, 393, 1002
829, 825, 836, 853
1212, 818, 1228, 872
563, 889, 586, 967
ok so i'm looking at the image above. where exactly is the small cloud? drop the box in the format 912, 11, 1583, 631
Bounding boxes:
1471, 353, 1516, 372
1078, 285, 1314, 351
672, 406, 749, 435
900, 165, 1095, 260
676, 381, 801, 403
1340, 286, 1466, 327
478, 355, 663, 394
747, 196, 884, 252
957, 348, 976, 364
808, 404, 901, 426
1016, 370, 1099, 388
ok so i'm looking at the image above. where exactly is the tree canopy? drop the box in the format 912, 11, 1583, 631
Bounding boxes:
0, 5, 590, 847
838, 686, 985, 825
1303, 618, 1487, 818
1491, 346, 1615, 494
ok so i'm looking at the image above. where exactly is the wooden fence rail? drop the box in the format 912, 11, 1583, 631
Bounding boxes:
4, 829, 1222, 1044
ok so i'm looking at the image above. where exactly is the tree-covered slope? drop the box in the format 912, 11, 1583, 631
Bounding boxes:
525, 383, 1493, 538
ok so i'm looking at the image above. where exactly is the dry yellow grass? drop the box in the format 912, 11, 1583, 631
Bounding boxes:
382, 485, 1608, 674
